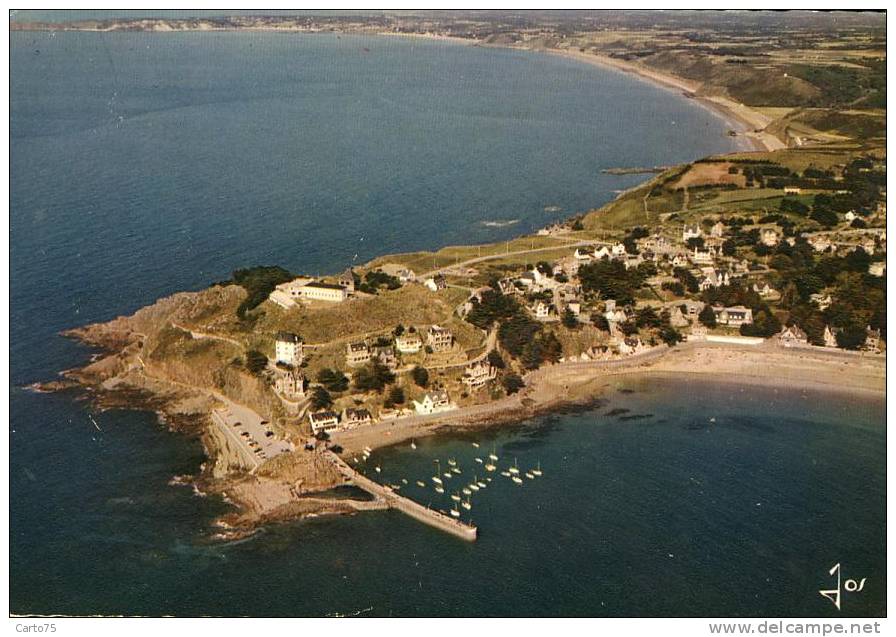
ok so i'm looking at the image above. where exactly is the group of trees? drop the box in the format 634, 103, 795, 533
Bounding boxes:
578, 259, 648, 306
356, 269, 401, 294
227, 265, 295, 319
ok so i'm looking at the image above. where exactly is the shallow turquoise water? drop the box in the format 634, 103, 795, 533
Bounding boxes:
10, 32, 885, 617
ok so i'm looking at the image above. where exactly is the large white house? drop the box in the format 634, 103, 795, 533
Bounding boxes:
413, 390, 456, 415
395, 331, 423, 354
274, 331, 304, 367
427, 325, 454, 352
462, 360, 497, 390
301, 281, 348, 302
269, 277, 347, 307
309, 410, 340, 435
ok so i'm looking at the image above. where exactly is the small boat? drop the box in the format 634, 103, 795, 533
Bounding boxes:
363, 446, 372, 454
475, 457, 484, 464
410, 441, 417, 450
508, 458, 520, 475
485, 463, 496, 472
462, 495, 472, 511
472, 442, 480, 448
488, 444, 499, 462
450, 492, 461, 502
525, 472, 535, 480
447, 458, 457, 467
391, 484, 401, 490
477, 480, 487, 488
462, 487, 472, 496
443, 472, 453, 479
486, 477, 492, 483
416, 481, 426, 488
512, 476, 523, 485
450, 505, 460, 518
401, 478, 408, 484
375, 466, 381, 473
532, 462, 543, 477
500, 471, 511, 477
451, 467, 462, 474
433, 460, 443, 484
469, 481, 480, 492
435, 486, 445, 494
432, 476, 443, 485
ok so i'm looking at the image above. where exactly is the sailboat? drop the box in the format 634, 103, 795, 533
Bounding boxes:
450, 492, 461, 502
435, 485, 445, 494
443, 471, 453, 479
500, 471, 511, 477
451, 467, 462, 475
472, 442, 480, 448
477, 479, 487, 488
410, 441, 417, 450
512, 475, 523, 485
475, 457, 484, 464
447, 458, 457, 467
525, 472, 535, 480
462, 487, 472, 496
450, 504, 460, 518
508, 458, 520, 475
375, 466, 381, 473
462, 495, 472, 511
532, 462, 543, 477
488, 444, 499, 462
432, 460, 443, 485
416, 480, 426, 487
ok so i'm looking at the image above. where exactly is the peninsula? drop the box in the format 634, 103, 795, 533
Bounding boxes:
29, 11, 886, 540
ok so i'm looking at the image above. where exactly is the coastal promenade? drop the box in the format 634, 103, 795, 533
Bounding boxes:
323, 451, 478, 542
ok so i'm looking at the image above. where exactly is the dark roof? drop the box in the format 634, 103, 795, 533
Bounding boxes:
309, 411, 338, 421
305, 281, 346, 291
276, 331, 302, 343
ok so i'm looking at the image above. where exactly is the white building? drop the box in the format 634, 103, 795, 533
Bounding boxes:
301, 281, 348, 303
341, 408, 373, 428
778, 325, 808, 348
427, 325, 454, 352
413, 390, 456, 415
395, 332, 423, 354
309, 410, 340, 435
761, 228, 779, 247
274, 332, 304, 367
713, 305, 753, 327
462, 360, 497, 391
683, 224, 702, 242
346, 341, 371, 367
424, 275, 448, 292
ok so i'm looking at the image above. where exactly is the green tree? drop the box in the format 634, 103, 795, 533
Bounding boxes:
353, 359, 395, 393
835, 324, 867, 350
698, 304, 717, 328
245, 350, 268, 375
317, 368, 349, 393
501, 373, 525, 395
310, 386, 332, 410
487, 349, 506, 369
561, 307, 579, 329
411, 365, 429, 388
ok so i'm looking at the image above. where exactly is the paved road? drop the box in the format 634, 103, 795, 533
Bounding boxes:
212, 399, 293, 468
418, 238, 598, 279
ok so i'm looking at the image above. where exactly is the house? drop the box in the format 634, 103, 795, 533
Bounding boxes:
395, 332, 423, 354
753, 282, 775, 298
611, 242, 627, 257
713, 305, 753, 327
845, 211, 857, 223
593, 245, 611, 260
273, 369, 306, 400
338, 268, 356, 295
617, 336, 644, 356
424, 274, 447, 292
760, 228, 779, 247
533, 301, 553, 319
517, 270, 537, 288
604, 300, 628, 324
301, 281, 348, 303
683, 224, 702, 242
783, 186, 802, 195
309, 410, 340, 435
692, 246, 716, 265
810, 293, 832, 310
574, 247, 593, 261
623, 254, 644, 270
274, 331, 304, 367
462, 360, 497, 390
268, 276, 315, 309
497, 278, 519, 296
778, 325, 808, 348
676, 299, 706, 320
868, 262, 886, 277
427, 325, 454, 352
710, 221, 726, 238
341, 408, 373, 428
413, 390, 455, 415
396, 268, 416, 283
346, 341, 371, 367
371, 345, 398, 369
566, 299, 581, 316
823, 325, 838, 348
671, 253, 690, 268
669, 305, 690, 328
808, 236, 832, 252
864, 328, 882, 353
699, 268, 730, 290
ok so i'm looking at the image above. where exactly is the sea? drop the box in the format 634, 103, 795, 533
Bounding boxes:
10, 31, 886, 617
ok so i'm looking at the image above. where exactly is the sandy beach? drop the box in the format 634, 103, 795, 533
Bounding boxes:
333, 341, 884, 455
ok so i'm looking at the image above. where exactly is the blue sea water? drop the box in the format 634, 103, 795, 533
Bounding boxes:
10, 32, 885, 616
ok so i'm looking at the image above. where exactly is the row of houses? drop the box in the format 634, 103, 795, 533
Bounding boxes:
778, 324, 883, 353
307, 390, 460, 434
346, 325, 456, 367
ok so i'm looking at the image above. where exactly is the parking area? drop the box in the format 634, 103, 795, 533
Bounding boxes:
212, 399, 293, 467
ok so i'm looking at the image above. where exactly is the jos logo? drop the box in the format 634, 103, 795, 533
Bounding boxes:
819, 563, 867, 610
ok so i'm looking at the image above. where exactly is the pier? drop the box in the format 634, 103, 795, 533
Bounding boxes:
323, 451, 478, 542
